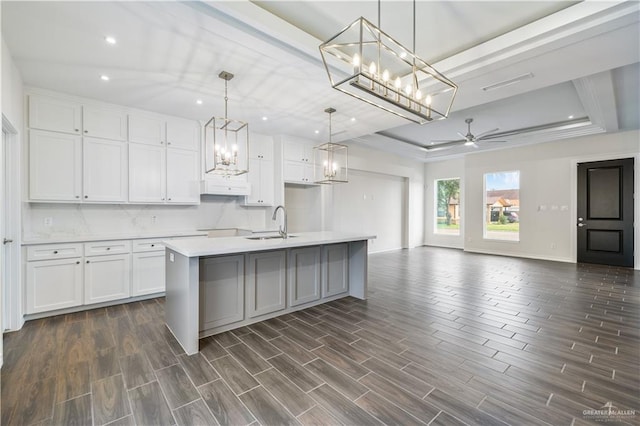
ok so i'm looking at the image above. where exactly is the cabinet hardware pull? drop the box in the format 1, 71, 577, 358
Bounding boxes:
106, 247, 110, 250
75, 195, 80, 199
84, 195, 88, 199
84, 130, 88, 133
75, 128, 79, 132
3, 238, 13, 244
76, 261, 80, 264
151, 244, 155, 247
53, 250, 58, 254
86, 260, 90, 263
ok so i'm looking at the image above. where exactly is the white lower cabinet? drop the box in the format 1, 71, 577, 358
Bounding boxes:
247, 250, 286, 318
288, 246, 321, 307
84, 254, 131, 304
200, 255, 245, 329
322, 244, 349, 297
132, 239, 166, 297
26, 257, 83, 314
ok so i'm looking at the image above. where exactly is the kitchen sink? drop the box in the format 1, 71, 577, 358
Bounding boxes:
245, 235, 297, 240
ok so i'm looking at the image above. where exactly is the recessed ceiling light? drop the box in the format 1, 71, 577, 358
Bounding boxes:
100, 75, 110, 81
262, 116, 268, 121
314, 130, 320, 134
568, 115, 574, 119
104, 36, 116, 45
350, 117, 356, 122
196, 99, 203, 105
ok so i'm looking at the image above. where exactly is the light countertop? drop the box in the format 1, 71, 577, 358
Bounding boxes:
164, 231, 376, 257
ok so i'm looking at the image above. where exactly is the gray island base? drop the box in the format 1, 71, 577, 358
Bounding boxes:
164, 231, 375, 355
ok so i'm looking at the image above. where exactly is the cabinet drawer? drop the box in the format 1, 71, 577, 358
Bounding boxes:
27, 243, 83, 261
132, 239, 166, 253
84, 240, 131, 256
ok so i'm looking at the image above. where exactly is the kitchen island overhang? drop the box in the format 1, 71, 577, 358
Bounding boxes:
164, 231, 376, 355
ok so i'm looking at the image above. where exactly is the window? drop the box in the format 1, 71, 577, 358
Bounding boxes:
435, 178, 460, 235
484, 171, 519, 241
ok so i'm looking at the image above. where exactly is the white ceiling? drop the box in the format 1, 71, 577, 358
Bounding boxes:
2, 1, 639, 162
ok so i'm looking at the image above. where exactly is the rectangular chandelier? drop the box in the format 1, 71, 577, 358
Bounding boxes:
204, 71, 249, 176
319, 17, 457, 124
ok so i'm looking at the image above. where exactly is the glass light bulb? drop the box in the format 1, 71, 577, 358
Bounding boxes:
323, 160, 328, 167
425, 95, 432, 106
369, 62, 377, 75
405, 84, 412, 95
353, 54, 360, 67
215, 144, 221, 152
333, 162, 338, 171
232, 144, 238, 152
382, 70, 389, 82
394, 77, 401, 89
415, 89, 422, 100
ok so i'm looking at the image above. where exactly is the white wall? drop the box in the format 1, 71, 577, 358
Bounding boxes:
331, 169, 406, 253
1, 35, 26, 354
284, 184, 322, 233
426, 130, 639, 268
285, 142, 425, 252
424, 157, 465, 249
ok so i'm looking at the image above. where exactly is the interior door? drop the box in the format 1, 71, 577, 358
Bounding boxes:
577, 158, 634, 267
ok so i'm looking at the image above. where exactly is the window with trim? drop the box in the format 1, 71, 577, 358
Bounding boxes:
484, 171, 519, 241
435, 178, 460, 235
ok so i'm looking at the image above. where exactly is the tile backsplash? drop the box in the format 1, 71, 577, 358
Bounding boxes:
24, 196, 270, 241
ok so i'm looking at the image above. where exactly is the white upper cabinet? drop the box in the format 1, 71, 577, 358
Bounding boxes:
29, 130, 82, 201
83, 137, 128, 202
82, 105, 127, 141
166, 117, 200, 151
167, 148, 200, 203
244, 134, 275, 206
29, 95, 82, 135
282, 136, 317, 185
129, 143, 166, 203
27, 91, 201, 205
250, 133, 274, 161
128, 114, 166, 146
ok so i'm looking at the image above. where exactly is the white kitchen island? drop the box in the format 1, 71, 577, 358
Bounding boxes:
164, 231, 375, 355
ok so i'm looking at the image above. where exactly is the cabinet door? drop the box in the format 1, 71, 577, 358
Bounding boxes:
250, 133, 273, 161
132, 252, 165, 296
84, 254, 131, 304
29, 130, 82, 201
288, 247, 321, 306
83, 137, 128, 202
129, 143, 166, 203
283, 139, 306, 162
129, 114, 166, 146
82, 105, 127, 141
245, 158, 263, 205
247, 251, 286, 318
322, 244, 349, 297
29, 95, 82, 135
283, 160, 306, 183
166, 117, 200, 151
26, 258, 83, 314
200, 255, 244, 330
258, 160, 275, 205
166, 149, 200, 204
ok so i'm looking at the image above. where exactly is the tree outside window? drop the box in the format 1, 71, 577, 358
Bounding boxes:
435, 178, 460, 235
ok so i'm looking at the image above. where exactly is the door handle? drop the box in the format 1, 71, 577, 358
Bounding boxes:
3, 238, 13, 244
577, 223, 585, 227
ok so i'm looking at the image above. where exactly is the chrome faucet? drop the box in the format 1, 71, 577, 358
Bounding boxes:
272, 205, 288, 239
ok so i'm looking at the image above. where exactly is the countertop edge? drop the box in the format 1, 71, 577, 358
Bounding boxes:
165, 232, 376, 257
22, 231, 208, 246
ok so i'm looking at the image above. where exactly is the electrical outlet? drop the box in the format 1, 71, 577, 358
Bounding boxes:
551, 243, 557, 249
44, 217, 53, 226
151, 215, 157, 224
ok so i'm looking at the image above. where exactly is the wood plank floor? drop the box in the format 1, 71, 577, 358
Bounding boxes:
2, 247, 639, 425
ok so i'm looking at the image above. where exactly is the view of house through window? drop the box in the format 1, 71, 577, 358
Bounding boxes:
435, 178, 460, 235
484, 171, 519, 241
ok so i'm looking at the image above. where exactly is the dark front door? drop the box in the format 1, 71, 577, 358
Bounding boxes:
577, 158, 634, 267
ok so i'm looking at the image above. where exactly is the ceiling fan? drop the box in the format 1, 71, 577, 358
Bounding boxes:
426, 118, 507, 151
